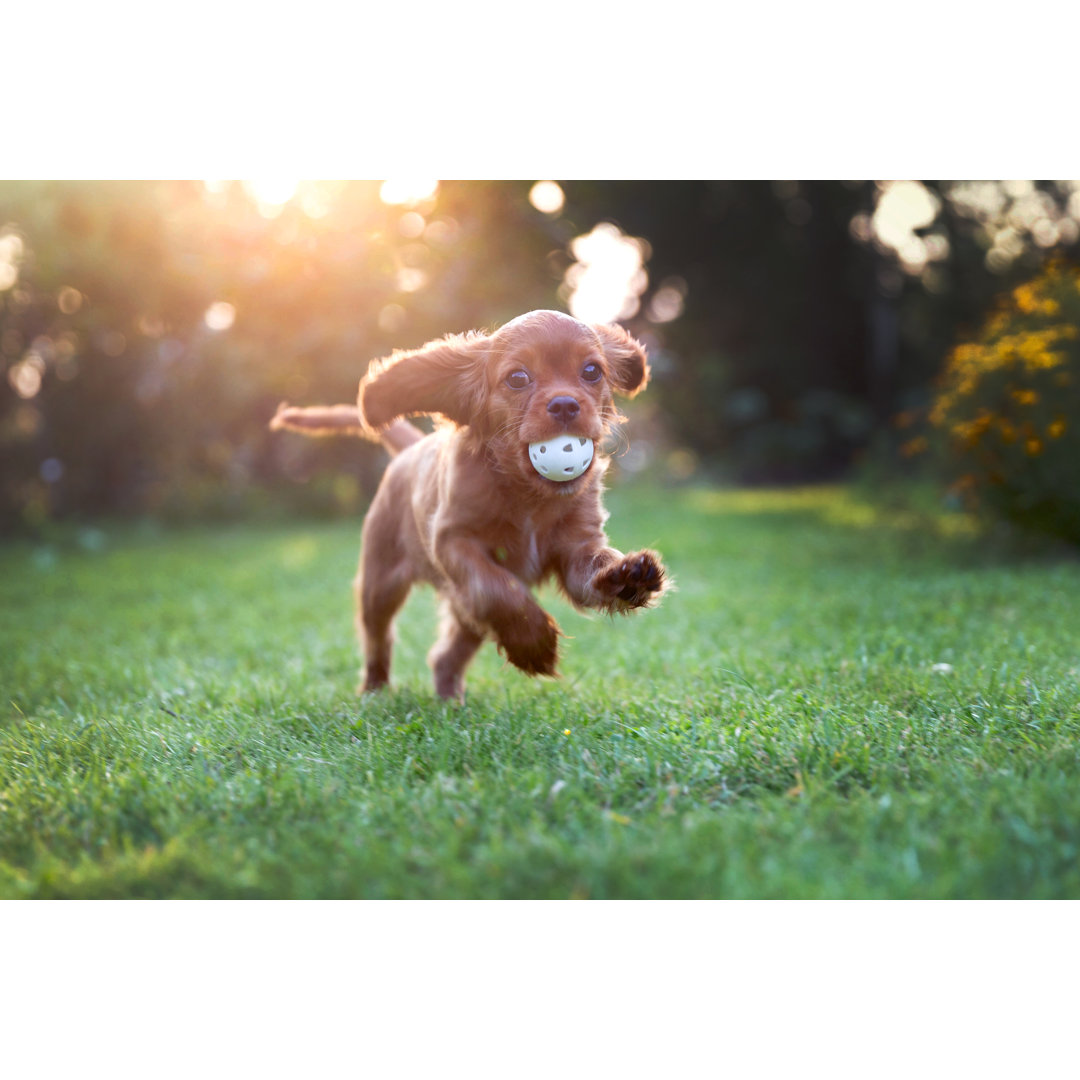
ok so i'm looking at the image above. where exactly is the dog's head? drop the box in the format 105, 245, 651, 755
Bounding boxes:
359, 310, 649, 492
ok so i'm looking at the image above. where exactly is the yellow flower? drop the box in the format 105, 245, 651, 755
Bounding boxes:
1023, 349, 1064, 371
1026, 437, 1044, 456
562, 728, 571, 736
1011, 388, 1039, 406
952, 413, 992, 447
1048, 418, 1067, 439
1014, 284, 1039, 313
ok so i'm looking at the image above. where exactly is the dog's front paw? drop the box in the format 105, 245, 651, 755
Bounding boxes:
594, 550, 667, 612
495, 606, 562, 677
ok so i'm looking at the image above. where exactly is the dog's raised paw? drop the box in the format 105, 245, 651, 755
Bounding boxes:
596, 550, 667, 611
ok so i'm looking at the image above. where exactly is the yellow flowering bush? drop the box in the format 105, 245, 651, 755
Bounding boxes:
926, 260, 1080, 542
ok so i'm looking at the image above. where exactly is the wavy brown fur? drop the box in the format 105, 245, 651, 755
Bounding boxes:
270, 310, 669, 700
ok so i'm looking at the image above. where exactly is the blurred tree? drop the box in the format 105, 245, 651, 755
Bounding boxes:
0, 180, 562, 529
3, 179, 1079, 529
560, 180, 1080, 483
557, 181, 875, 480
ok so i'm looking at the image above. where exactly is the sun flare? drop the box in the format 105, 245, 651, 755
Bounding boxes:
243, 178, 300, 206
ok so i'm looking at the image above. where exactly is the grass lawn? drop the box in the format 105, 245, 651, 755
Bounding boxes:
2, 483, 1079, 899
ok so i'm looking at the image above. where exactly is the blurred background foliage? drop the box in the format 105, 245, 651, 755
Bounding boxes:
925, 260, 1080, 543
3, 179, 1080, 536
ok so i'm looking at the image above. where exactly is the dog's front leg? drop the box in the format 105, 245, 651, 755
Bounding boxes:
559, 544, 668, 615
434, 535, 561, 677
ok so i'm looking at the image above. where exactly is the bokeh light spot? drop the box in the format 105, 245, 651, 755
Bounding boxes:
529, 181, 565, 215
396, 268, 427, 293
0, 232, 25, 262
9, 356, 44, 399
398, 211, 426, 238
205, 302, 236, 331
0, 232, 23, 291
923, 234, 950, 262
40, 458, 64, 484
872, 181, 941, 273
58, 286, 83, 314
647, 278, 687, 324
424, 218, 458, 246
139, 314, 165, 338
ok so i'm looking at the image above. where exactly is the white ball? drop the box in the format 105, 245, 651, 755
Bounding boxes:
529, 435, 594, 481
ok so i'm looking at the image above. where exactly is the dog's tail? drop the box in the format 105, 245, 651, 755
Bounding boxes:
270, 404, 423, 456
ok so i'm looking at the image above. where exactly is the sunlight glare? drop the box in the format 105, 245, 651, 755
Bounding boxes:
380, 180, 439, 206
873, 181, 939, 249
238, 178, 300, 219
0, 232, 23, 291
564, 223, 649, 324
245, 178, 299, 206
300, 186, 333, 219
872, 181, 941, 273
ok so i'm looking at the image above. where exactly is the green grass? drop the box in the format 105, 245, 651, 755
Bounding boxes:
2, 483, 1080, 898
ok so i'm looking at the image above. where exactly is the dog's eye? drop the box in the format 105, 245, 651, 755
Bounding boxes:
506, 370, 532, 389
581, 362, 602, 383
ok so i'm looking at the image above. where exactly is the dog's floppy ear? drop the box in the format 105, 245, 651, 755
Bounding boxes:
359, 331, 490, 431
594, 323, 649, 398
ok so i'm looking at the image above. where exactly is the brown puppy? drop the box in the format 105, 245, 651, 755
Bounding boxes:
272, 309, 668, 701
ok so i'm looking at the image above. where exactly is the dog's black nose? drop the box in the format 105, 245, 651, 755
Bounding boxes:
547, 396, 580, 425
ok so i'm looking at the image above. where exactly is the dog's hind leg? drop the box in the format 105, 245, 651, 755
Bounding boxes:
355, 561, 411, 693
427, 599, 484, 703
